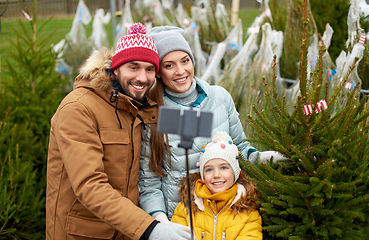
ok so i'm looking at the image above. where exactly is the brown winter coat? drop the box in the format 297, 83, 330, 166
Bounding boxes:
46, 48, 158, 240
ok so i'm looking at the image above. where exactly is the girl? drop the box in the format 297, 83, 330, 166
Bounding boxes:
171, 132, 262, 239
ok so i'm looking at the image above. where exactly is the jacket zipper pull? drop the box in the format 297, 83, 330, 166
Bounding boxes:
137, 114, 146, 130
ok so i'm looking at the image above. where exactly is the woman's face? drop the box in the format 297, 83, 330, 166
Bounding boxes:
158, 50, 194, 93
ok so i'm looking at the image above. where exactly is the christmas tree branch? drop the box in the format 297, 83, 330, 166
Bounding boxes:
263, 77, 283, 128
298, 0, 309, 100
290, 145, 314, 173
262, 163, 315, 222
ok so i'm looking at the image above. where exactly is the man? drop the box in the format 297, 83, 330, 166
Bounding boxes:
46, 23, 191, 240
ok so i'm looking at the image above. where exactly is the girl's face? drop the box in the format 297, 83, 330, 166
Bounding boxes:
158, 50, 194, 93
203, 158, 235, 194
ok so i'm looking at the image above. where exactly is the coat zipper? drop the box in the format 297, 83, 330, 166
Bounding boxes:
213, 215, 218, 240
222, 232, 226, 240
127, 121, 134, 195
209, 202, 225, 240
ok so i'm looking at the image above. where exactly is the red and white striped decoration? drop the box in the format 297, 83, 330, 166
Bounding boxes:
345, 82, 352, 89
304, 104, 313, 116
22, 10, 32, 21
359, 33, 366, 45
304, 99, 328, 116
316, 99, 328, 113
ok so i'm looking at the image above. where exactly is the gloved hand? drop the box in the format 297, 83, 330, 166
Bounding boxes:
148, 222, 192, 240
152, 212, 191, 233
258, 151, 289, 163
249, 151, 289, 164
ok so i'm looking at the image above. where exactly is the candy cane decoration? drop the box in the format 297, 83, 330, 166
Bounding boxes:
304, 99, 328, 116
22, 10, 32, 21
345, 82, 352, 89
359, 33, 366, 45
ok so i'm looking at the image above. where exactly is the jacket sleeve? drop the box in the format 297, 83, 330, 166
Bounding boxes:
235, 210, 263, 240
222, 87, 258, 159
170, 202, 189, 227
138, 126, 167, 215
54, 102, 154, 240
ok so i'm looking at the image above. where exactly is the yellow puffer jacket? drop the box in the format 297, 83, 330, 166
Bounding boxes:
171, 172, 262, 240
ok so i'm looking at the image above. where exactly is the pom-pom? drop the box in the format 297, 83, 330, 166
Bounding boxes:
212, 132, 232, 142
128, 23, 146, 35
220, 143, 226, 149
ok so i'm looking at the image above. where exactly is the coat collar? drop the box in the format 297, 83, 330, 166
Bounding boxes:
179, 172, 259, 216
194, 183, 246, 211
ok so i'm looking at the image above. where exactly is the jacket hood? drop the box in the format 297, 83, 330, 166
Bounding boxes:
179, 172, 259, 216
74, 47, 115, 91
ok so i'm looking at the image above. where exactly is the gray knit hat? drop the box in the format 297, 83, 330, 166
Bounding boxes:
147, 26, 195, 66
199, 132, 241, 182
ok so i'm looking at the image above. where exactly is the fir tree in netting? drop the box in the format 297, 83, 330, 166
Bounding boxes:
243, 0, 369, 239
309, 0, 350, 61
277, 0, 318, 80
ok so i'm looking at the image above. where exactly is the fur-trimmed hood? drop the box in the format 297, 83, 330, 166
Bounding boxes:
179, 171, 259, 216
74, 47, 115, 91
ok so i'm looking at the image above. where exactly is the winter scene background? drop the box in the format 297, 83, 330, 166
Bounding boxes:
0, 0, 368, 239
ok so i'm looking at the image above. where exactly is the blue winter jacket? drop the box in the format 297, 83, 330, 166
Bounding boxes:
138, 77, 258, 219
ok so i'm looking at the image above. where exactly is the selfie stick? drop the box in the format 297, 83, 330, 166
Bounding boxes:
182, 149, 195, 240
157, 106, 213, 240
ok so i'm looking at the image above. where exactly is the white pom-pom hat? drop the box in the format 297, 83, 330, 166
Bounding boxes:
199, 132, 241, 182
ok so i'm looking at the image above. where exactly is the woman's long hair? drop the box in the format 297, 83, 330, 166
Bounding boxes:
148, 77, 170, 177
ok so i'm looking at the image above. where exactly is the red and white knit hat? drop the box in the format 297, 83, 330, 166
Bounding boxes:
111, 23, 159, 73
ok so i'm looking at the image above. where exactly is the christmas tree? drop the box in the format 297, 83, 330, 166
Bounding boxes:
243, 0, 369, 239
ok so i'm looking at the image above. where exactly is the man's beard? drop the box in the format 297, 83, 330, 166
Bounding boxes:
121, 85, 149, 103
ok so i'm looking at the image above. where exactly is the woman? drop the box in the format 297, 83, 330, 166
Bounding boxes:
138, 26, 265, 224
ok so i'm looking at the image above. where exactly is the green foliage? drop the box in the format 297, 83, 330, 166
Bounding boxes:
1, 10, 69, 172
0, 1, 70, 238
0, 122, 45, 239
243, 0, 369, 239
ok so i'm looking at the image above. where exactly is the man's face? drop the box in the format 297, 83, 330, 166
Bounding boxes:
114, 61, 156, 102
